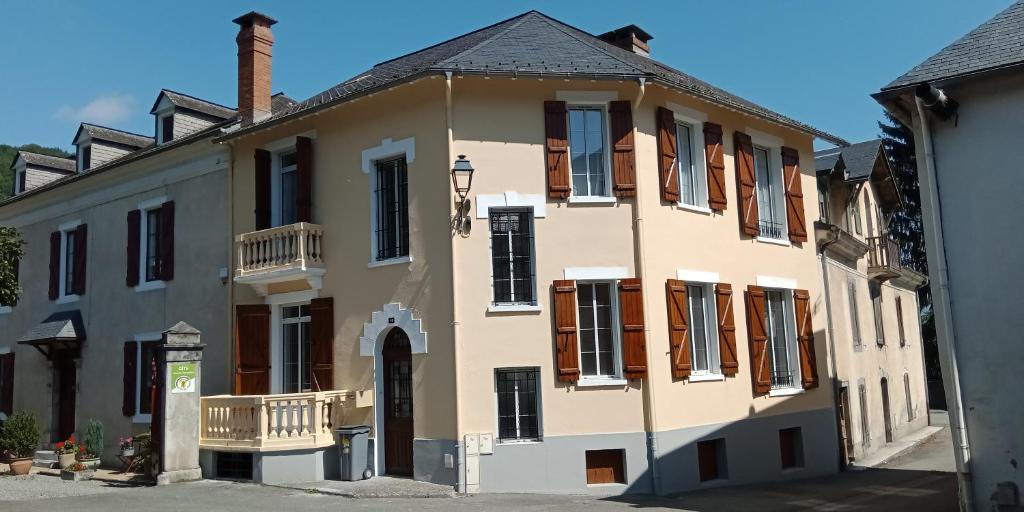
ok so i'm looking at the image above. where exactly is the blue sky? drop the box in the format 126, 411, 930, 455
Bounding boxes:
0, 0, 1012, 150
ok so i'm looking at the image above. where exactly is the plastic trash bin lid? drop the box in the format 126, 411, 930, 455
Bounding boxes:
335, 425, 372, 434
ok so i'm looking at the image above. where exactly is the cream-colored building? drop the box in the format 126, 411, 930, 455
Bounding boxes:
813, 140, 929, 465
202, 11, 852, 494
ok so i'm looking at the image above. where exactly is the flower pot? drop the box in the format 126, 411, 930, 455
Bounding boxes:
120, 448, 135, 457
58, 453, 76, 469
61, 469, 94, 481
8, 457, 33, 476
78, 457, 101, 470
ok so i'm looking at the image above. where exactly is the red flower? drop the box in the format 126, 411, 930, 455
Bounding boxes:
68, 435, 75, 444
56, 441, 64, 450
79, 446, 85, 452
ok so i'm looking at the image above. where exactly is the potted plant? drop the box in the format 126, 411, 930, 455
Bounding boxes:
0, 412, 40, 476
60, 461, 94, 481
55, 434, 80, 469
118, 436, 135, 457
78, 420, 103, 469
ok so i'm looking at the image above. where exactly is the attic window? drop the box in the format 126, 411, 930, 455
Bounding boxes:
78, 145, 91, 172
160, 115, 174, 144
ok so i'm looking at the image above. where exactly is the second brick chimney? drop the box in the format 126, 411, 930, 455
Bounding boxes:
233, 11, 277, 124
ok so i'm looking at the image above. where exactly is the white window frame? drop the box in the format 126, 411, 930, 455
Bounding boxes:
487, 207, 539, 312
263, 131, 317, 228
685, 281, 721, 379
157, 112, 174, 145
747, 129, 788, 243
564, 99, 614, 203
135, 196, 167, 293
280, 301, 313, 394
754, 276, 802, 396
494, 367, 543, 444
56, 219, 82, 304
14, 169, 25, 194
265, 290, 320, 394
667, 104, 710, 212
130, 333, 163, 424
362, 137, 415, 268
574, 280, 624, 385
77, 144, 91, 172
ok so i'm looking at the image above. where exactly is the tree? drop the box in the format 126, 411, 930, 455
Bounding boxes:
0, 226, 25, 307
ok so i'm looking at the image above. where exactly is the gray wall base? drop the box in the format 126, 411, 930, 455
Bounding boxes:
413, 438, 458, 486
199, 447, 340, 485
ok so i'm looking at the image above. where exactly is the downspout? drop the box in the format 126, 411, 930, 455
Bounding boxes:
631, 77, 662, 495
818, 224, 846, 469
220, 138, 236, 395
914, 95, 974, 511
444, 71, 465, 494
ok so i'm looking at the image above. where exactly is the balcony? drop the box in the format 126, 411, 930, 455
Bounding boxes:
199, 390, 348, 452
235, 222, 326, 295
866, 236, 901, 282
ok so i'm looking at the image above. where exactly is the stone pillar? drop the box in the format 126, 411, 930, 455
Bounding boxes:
156, 321, 205, 486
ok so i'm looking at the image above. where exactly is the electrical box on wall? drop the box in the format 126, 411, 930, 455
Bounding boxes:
478, 433, 494, 455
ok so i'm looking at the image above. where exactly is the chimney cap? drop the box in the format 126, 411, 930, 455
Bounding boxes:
233, 11, 277, 28
597, 24, 653, 44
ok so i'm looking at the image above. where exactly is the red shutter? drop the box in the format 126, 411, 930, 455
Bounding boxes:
619, 278, 647, 380
716, 283, 739, 375
309, 297, 334, 391
126, 210, 141, 287
296, 136, 313, 223
123, 341, 137, 416
544, 101, 571, 199
794, 289, 819, 389
235, 304, 271, 395
734, 132, 759, 236
0, 352, 14, 415
609, 100, 636, 197
72, 224, 87, 295
159, 201, 175, 281
745, 285, 771, 395
254, 149, 272, 230
704, 122, 727, 210
48, 231, 60, 300
781, 147, 808, 243
665, 279, 691, 379
552, 280, 580, 382
656, 107, 680, 202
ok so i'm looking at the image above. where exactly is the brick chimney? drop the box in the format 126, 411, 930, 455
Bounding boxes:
597, 24, 653, 57
233, 11, 277, 124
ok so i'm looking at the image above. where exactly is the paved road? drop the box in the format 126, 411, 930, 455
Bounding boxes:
882, 412, 956, 472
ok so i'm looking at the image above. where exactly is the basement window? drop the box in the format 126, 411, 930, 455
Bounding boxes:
216, 452, 253, 480
697, 438, 727, 482
585, 449, 625, 485
779, 427, 805, 470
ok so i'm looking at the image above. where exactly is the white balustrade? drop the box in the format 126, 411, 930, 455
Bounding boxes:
235, 222, 325, 278
199, 390, 348, 452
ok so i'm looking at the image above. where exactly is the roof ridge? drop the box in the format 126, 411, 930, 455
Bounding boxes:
435, 12, 538, 68
375, 11, 534, 69
529, 13, 647, 75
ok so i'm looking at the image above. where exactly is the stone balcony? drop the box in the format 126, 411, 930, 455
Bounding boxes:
234, 222, 325, 295
199, 390, 348, 452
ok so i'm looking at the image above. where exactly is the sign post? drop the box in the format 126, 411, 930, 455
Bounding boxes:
156, 321, 204, 485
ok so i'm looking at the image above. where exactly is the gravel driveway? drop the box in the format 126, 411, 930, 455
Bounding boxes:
0, 474, 136, 501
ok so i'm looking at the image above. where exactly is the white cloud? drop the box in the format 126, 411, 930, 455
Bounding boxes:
54, 93, 136, 125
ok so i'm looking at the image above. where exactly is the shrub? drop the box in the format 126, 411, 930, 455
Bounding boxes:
83, 419, 103, 459
0, 412, 40, 458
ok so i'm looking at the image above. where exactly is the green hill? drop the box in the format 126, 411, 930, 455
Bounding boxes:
0, 144, 74, 199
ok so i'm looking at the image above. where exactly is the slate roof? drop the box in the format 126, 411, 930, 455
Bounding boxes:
814, 139, 883, 180
17, 310, 86, 343
151, 89, 236, 119
227, 11, 846, 145
13, 151, 75, 173
75, 123, 154, 149
882, 1, 1024, 90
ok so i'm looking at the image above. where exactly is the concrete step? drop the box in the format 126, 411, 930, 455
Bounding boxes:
32, 450, 59, 469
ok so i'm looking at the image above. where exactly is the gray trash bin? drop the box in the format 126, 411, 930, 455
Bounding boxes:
336, 425, 372, 481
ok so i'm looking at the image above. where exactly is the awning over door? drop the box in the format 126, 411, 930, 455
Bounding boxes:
17, 310, 86, 359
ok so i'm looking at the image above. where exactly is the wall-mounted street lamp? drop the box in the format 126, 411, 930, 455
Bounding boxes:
451, 154, 474, 235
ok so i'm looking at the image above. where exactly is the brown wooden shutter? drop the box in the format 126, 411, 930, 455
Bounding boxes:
609, 100, 636, 197
296, 136, 313, 223
781, 147, 808, 243
715, 283, 739, 375
126, 210, 141, 287
745, 285, 771, 395
734, 132, 759, 236
794, 289, 819, 389
656, 107, 680, 202
48, 231, 60, 300
552, 280, 580, 382
254, 148, 272, 230
235, 304, 271, 395
665, 279, 691, 379
123, 341, 137, 416
309, 297, 334, 391
619, 278, 648, 379
0, 352, 14, 415
72, 224, 87, 295
704, 122, 727, 210
159, 201, 175, 281
544, 101, 571, 199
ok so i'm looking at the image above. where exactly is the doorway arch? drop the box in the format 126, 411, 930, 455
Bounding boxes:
381, 328, 414, 476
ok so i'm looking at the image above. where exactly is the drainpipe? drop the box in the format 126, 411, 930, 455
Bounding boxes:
444, 71, 466, 494
914, 93, 974, 511
630, 77, 662, 495
817, 224, 846, 469
220, 137, 237, 395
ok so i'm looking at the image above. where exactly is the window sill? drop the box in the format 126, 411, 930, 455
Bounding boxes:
677, 203, 712, 215
769, 387, 805, 397
496, 438, 543, 446
567, 196, 617, 205
756, 236, 791, 247
688, 372, 725, 383
56, 294, 80, 305
576, 378, 628, 388
132, 414, 152, 424
487, 304, 542, 314
135, 280, 166, 293
368, 255, 412, 268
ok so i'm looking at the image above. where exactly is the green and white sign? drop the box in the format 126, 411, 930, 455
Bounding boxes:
170, 362, 197, 394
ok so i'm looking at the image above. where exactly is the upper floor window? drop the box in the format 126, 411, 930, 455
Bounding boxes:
870, 281, 885, 345
764, 288, 799, 390
577, 281, 620, 379
62, 229, 78, 296
78, 145, 91, 172
864, 194, 875, 236
754, 146, 786, 240
50, 222, 85, 301
489, 209, 536, 307
849, 188, 863, 235
816, 175, 830, 223
896, 296, 907, 347
279, 151, 298, 226
160, 115, 174, 144
676, 122, 708, 208
16, 170, 26, 195
495, 367, 541, 443
144, 208, 163, 282
374, 157, 409, 261
847, 277, 862, 347
568, 107, 609, 198
687, 283, 720, 375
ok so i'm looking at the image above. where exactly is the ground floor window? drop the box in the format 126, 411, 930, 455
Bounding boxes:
495, 368, 540, 442
138, 340, 159, 415
904, 373, 913, 421
281, 304, 311, 393
859, 382, 870, 448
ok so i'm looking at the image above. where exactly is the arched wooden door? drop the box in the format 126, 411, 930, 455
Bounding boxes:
382, 328, 413, 476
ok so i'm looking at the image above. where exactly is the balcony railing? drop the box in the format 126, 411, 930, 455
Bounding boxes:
199, 390, 348, 452
758, 219, 787, 241
236, 222, 325, 279
866, 236, 901, 281
771, 370, 797, 389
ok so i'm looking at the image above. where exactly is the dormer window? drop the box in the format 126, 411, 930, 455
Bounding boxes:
78, 145, 91, 171
160, 115, 174, 144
